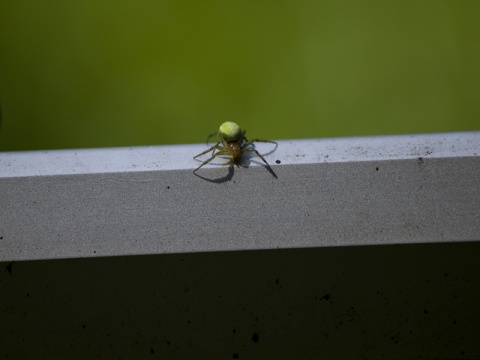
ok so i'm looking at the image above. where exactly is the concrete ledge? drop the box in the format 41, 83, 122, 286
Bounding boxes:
1, 132, 479, 261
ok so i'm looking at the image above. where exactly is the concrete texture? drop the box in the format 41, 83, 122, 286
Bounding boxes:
0, 132, 479, 262
1, 243, 480, 359
1, 132, 479, 359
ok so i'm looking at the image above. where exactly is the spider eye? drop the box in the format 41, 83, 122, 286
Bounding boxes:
219, 121, 242, 142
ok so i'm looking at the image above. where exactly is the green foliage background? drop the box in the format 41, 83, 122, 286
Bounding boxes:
0, 0, 479, 151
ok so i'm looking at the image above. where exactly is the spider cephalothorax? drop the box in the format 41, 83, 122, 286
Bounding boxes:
193, 121, 277, 178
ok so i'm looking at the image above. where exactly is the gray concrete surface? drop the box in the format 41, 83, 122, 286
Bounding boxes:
1, 132, 479, 262
1, 132, 479, 359
0, 132, 478, 178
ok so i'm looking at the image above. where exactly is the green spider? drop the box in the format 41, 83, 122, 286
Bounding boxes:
193, 121, 278, 178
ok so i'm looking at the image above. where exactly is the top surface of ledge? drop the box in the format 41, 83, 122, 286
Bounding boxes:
0, 131, 478, 178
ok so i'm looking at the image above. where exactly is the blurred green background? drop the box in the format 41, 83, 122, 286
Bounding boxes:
0, 0, 479, 151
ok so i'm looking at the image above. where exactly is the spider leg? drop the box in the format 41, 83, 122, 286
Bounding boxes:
193, 142, 221, 159
244, 139, 278, 148
210, 144, 226, 157
193, 150, 230, 174
243, 148, 277, 178
206, 132, 220, 145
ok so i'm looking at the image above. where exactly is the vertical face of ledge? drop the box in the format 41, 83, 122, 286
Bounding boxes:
0, 132, 479, 262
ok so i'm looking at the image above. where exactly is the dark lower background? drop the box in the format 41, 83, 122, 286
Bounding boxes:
1, 242, 480, 359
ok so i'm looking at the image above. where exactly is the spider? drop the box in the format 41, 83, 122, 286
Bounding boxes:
193, 121, 278, 178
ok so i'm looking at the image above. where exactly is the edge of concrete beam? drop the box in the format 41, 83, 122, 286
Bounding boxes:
1, 131, 479, 262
